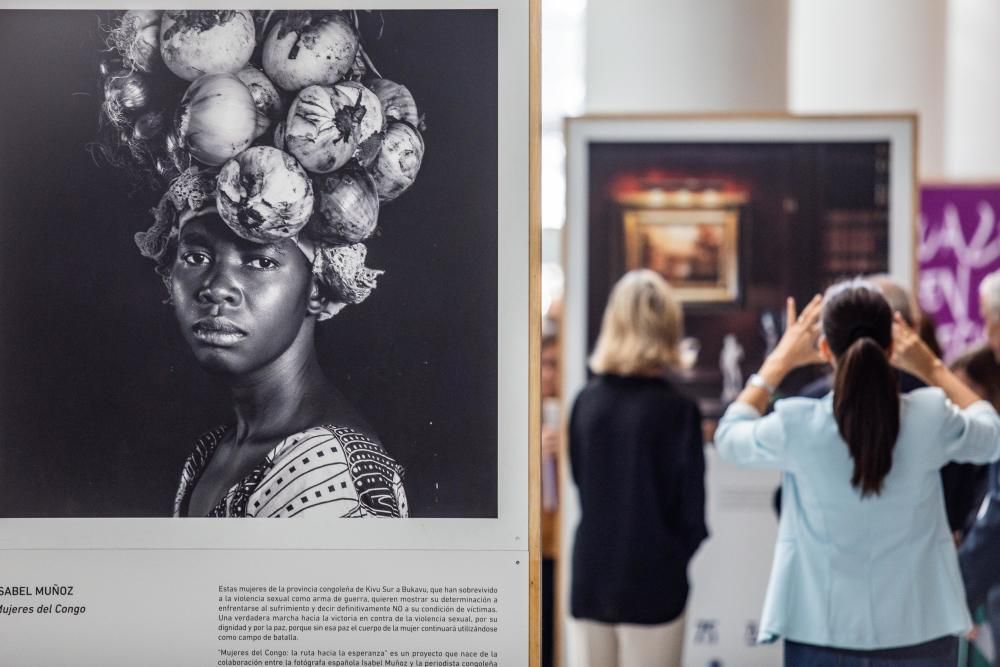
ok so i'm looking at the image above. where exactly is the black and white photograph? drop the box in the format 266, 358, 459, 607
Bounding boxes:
0, 8, 500, 519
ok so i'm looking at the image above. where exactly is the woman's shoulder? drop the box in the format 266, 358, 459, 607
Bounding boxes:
270, 424, 391, 459
774, 394, 829, 410
899, 386, 954, 424
902, 385, 947, 405
173, 425, 230, 518
582, 373, 687, 396
252, 424, 408, 518
656, 382, 702, 419
772, 394, 834, 425
577, 374, 697, 409
269, 425, 404, 483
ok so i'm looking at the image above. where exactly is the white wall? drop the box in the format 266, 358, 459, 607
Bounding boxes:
789, 0, 947, 179
578, 0, 1000, 186
946, 0, 1000, 178
586, 0, 789, 113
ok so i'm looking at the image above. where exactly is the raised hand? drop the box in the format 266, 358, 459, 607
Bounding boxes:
737, 295, 826, 412
769, 294, 825, 371
890, 312, 939, 382
890, 312, 980, 408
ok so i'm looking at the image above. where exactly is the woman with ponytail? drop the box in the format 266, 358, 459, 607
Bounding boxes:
715, 279, 1000, 665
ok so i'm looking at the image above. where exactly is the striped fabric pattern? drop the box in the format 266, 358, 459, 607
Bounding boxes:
173, 425, 408, 518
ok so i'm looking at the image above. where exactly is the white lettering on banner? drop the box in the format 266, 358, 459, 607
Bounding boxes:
919, 201, 1000, 358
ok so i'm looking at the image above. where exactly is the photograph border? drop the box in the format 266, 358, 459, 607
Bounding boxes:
0, 0, 538, 632
0, 1, 539, 662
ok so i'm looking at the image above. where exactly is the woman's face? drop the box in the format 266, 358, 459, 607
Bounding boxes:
170, 214, 314, 376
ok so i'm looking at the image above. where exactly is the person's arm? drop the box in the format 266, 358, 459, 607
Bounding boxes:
731, 294, 825, 413
678, 402, 709, 559
714, 295, 823, 468
567, 397, 583, 485
891, 312, 980, 408
893, 313, 1000, 466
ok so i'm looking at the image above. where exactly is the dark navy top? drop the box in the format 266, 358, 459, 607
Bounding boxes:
569, 374, 708, 624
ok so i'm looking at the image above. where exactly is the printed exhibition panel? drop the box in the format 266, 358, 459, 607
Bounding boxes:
919, 184, 1000, 362
0, 2, 535, 664
562, 116, 916, 667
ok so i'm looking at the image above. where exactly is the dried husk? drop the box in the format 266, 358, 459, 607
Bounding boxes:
132, 110, 167, 142
312, 243, 383, 305
134, 166, 218, 264
103, 70, 152, 127
108, 10, 162, 73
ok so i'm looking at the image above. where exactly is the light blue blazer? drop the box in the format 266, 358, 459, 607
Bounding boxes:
715, 388, 1000, 649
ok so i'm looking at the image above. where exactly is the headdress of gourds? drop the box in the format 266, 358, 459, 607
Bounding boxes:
99, 10, 425, 317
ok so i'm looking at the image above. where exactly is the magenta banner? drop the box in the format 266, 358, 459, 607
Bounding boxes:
919, 184, 1000, 361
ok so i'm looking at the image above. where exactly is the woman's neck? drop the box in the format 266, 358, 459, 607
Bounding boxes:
227, 336, 332, 445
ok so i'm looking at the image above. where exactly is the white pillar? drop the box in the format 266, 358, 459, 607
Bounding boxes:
789, 0, 947, 179
946, 0, 1000, 179
585, 0, 790, 113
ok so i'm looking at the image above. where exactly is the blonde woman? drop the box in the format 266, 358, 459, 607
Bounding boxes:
568, 269, 708, 667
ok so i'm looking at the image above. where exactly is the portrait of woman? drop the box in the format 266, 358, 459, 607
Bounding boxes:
0, 8, 499, 519
165, 207, 407, 518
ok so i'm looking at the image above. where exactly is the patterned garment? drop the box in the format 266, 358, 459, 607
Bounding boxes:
173, 425, 408, 518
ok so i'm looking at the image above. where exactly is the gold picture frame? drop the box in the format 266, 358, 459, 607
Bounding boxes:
623, 207, 741, 302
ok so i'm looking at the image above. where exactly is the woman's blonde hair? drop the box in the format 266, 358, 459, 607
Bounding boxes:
589, 269, 683, 375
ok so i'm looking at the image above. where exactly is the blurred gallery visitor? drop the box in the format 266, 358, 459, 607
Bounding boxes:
568, 269, 707, 667
540, 330, 561, 667
959, 270, 1000, 657
715, 279, 1000, 666
942, 346, 995, 542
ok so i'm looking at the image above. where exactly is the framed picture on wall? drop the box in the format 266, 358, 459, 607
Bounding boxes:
623, 207, 741, 302
563, 113, 917, 408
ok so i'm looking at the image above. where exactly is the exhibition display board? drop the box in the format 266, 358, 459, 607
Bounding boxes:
919, 183, 1000, 361
0, 2, 540, 665
561, 115, 917, 666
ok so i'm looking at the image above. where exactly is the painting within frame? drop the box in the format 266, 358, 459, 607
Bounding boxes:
623, 207, 741, 302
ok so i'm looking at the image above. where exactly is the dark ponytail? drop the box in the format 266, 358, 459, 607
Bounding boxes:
832, 337, 899, 496
823, 281, 899, 497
